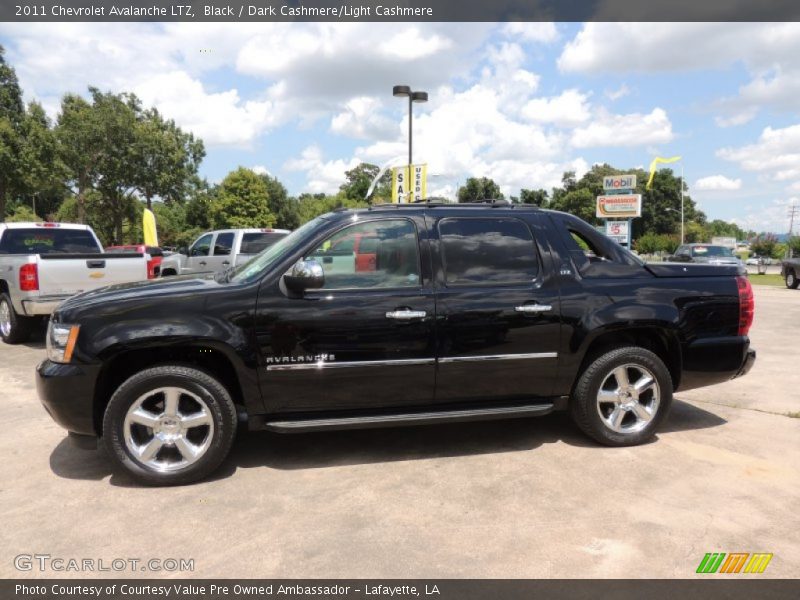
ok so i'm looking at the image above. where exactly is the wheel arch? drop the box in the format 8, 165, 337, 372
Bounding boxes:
92, 342, 249, 436
573, 326, 682, 394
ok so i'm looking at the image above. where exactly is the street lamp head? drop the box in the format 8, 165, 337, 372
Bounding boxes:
393, 85, 411, 98
411, 91, 428, 103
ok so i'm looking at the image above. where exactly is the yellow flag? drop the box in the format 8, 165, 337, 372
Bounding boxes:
647, 156, 682, 189
143, 208, 158, 246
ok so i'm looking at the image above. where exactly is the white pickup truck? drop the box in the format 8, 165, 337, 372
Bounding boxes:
159, 228, 290, 277
0, 222, 150, 344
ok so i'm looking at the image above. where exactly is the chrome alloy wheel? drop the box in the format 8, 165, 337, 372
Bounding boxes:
123, 387, 214, 472
596, 364, 661, 434
0, 298, 11, 338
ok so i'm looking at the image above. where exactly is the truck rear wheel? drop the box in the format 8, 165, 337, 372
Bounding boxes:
786, 269, 799, 289
0, 293, 34, 344
571, 346, 673, 446
102, 365, 238, 486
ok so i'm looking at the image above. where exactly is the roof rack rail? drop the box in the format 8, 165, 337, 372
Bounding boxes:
367, 200, 539, 210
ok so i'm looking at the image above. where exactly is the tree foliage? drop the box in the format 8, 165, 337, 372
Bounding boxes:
340, 163, 390, 203
209, 167, 276, 229
457, 177, 504, 202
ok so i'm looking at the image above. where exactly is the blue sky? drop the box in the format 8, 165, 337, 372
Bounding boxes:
1, 22, 798, 232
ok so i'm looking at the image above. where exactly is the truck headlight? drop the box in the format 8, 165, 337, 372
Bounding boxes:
47, 322, 80, 363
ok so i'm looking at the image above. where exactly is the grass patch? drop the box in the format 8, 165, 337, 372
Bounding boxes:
748, 273, 785, 287
786, 411, 800, 419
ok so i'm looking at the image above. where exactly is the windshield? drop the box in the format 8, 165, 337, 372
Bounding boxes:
229, 217, 327, 283
692, 245, 734, 257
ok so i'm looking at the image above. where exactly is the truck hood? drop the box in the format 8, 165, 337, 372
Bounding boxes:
55, 275, 224, 320
646, 263, 746, 278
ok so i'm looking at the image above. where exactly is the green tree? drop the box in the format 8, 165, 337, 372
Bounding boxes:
0, 44, 26, 220
209, 167, 276, 229
707, 219, 746, 241
6, 204, 40, 222
340, 163, 390, 203
518, 188, 548, 206
457, 177, 504, 202
548, 163, 705, 240
750, 234, 777, 258
131, 108, 205, 209
296, 192, 368, 224
260, 173, 300, 230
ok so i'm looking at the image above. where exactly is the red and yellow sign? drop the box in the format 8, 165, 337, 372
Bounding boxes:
596, 194, 642, 219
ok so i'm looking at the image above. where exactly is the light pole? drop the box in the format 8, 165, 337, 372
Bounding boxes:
393, 85, 428, 202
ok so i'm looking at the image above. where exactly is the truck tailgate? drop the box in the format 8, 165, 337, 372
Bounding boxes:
646, 263, 745, 278
37, 254, 148, 295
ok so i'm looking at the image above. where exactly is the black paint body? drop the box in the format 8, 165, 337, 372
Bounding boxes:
36, 206, 756, 437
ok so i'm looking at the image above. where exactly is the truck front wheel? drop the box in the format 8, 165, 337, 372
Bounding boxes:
0, 293, 34, 344
102, 365, 238, 485
571, 346, 673, 447
786, 269, 799, 289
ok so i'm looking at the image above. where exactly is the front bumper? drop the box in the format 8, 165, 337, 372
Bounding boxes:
36, 360, 101, 436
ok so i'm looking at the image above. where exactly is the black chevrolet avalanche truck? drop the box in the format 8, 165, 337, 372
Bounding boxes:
37, 203, 756, 485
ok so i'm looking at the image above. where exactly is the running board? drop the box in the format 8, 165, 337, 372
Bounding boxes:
263, 402, 555, 433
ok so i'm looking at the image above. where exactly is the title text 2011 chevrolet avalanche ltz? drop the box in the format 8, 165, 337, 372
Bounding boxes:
36, 203, 756, 485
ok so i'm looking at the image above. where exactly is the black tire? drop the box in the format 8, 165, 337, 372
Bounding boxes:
786, 269, 799, 289
102, 365, 238, 486
0, 292, 34, 344
570, 346, 673, 447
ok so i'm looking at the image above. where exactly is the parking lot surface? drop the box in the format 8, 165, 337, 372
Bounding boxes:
1, 285, 798, 579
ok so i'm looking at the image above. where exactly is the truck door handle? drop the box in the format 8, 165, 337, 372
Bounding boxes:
515, 304, 552, 313
386, 309, 427, 320
222, 261, 230, 266
198, 261, 207, 266
86, 260, 106, 269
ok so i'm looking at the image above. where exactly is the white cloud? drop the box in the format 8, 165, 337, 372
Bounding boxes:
284, 145, 360, 194
251, 165, 270, 176
329, 97, 396, 140
501, 22, 559, 44
718, 124, 800, 174
133, 71, 276, 147
570, 108, 674, 148
559, 23, 800, 121
378, 27, 453, 59
522, 89, 592, 127
605, 84, 630, 101
694, 175, 742, 191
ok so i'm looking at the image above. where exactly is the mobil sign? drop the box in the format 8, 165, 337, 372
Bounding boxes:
596, 194, 642, 218
603, 174, 637, 190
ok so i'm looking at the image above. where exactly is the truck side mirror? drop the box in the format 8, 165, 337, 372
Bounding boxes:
178, 246, 189, 256
283, 259, 325, 293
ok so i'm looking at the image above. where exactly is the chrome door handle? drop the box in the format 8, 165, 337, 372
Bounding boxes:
198, 261, 207, 266
222, 261, 230, 266
515, 304, 552, 313
386, 309, 427, 320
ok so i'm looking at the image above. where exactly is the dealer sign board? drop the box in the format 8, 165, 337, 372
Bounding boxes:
596, 194, 642, 219
603, 174, 637, 190
605, 220, 630, 245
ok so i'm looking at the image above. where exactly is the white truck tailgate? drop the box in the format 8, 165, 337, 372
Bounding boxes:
37, 255, 148, 295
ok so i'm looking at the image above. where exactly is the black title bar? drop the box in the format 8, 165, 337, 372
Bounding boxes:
3, 0, 800, 22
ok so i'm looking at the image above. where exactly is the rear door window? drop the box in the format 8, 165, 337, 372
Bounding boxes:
438, 217, 539, 286
213, 232, 235, 256
240, 232, 288, 255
